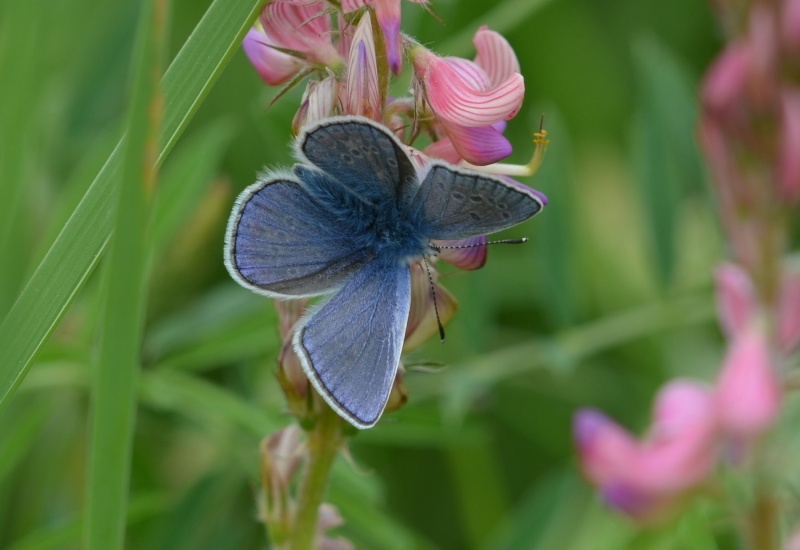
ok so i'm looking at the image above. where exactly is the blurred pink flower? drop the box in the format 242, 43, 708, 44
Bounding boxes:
778, 261, 800, 352
574, 381, 718, 520
341, 0, 428, 74
784, 0, 800, 55
714, 324, 781, 441
779, 89, 800, 202
411, 27, 524, 165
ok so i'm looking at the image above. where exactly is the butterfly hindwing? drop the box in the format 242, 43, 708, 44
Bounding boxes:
294, 261, 412, 428
297, 116, 418, 205
414, 164, 544, 240
224, 176, 372, 298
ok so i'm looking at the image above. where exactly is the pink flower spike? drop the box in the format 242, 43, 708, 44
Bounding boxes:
343, 15, 382, 121
784, 0, 800, 55
779, 261, 800, 352
433, 237, 488, 270
262, 0, 342, 68
418, 52, 525, 127
715, 325, 781, 440
714, 262, 755, 339
242, 27, 304, 86
700, 41, 750, 120
779, 89, 800, 202
473, 26, 521, 87
439, 120, 513, 165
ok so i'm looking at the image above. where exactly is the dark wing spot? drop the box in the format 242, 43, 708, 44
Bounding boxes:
452, 191, 465, 200
469, 195, 484, 203
469, 212, 481, 221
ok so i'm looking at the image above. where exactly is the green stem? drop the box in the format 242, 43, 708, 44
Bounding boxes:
290, 401, 343, 550
749, 490, 778, 550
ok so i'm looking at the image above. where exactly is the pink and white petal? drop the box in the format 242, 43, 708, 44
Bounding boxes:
294, 75, 339, 132
440, 121, 512, 165
404, 264, 459, 351
243, 28, 304, 86
374, 0, 403, 74
263, 1, 340, 66
444, 57, 490, 90
424, 57, 524, 126
473, 26, 521, 88
433, 237, 487, 270
344, 15, 381, 120
422, 138, 462, 164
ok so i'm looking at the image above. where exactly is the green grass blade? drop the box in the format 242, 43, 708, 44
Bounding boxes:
0, 0, 265, 410
83, 0, 165, 546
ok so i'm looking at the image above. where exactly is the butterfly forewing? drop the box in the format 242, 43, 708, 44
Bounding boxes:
298, 117, 418, 205
294, 261, 411, 428
225, 177, 372, 297
414, 164, 544, 240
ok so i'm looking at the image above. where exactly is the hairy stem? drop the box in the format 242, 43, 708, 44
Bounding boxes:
290, 401, 343, 550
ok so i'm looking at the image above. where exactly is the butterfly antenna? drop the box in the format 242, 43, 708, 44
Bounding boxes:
421, 258, 446, 343
435, 238, 528, 250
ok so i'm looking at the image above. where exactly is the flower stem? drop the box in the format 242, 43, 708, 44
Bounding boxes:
290, 400, 343, 550
749, 489, 779, 550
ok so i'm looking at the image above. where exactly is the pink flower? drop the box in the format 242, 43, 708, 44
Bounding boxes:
292, 75, 339, 134
714, 324, 781, 441
403, 263, 458, 350
341, 14, 382, 121
242, 27, 305, 86
411, 27, 525, 165
784, 0, 800, 55
261, 0, 343, 68
715, 262, 756, 339
574, 381, 718, 520
779, 89, 800, 202
778, 260, 800, 352
341, 0, 429, 74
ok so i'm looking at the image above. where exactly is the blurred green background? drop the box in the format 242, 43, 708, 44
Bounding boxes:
0, 0, 736, 548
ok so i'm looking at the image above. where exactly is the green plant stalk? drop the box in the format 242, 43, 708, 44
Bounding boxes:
749, 489, 778, 550
290, 401, 343, 550
0, 0, 266, 412
83, 0, 165, 547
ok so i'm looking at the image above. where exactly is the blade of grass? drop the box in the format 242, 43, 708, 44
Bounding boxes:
83, 0, 165, 547
0, 0, 266, 411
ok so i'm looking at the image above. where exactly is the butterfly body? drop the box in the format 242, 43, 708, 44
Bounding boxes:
225, 116, 544, 428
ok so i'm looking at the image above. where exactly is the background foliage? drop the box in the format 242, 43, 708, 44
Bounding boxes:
0, 0, 758, 547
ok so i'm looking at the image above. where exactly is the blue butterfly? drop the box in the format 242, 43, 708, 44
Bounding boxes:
224, 116, 544, 428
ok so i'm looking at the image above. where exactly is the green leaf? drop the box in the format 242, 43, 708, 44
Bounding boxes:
0, 0, 266, 411
84, 0, 165, 546
632, 36, 702, 289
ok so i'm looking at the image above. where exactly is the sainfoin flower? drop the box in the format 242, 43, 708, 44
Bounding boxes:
341, 0, 429, 74
574, 381, 718, 520
411, 26, 525, 165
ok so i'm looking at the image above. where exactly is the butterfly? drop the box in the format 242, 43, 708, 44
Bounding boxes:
224, 116, 544, 428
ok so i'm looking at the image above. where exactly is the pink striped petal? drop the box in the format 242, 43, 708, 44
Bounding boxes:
292, 76, 338, 133
404, 263, 458, 351
262, 1, 341, 66
473, 26, 520, 88
434, 237, 487, 270
343, 15, 381, 120
421, 55, 525, 127
242, 28, 304, 86
439, 120, 512, 165
445, 57, 490, 90
374, 0, 403, 74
